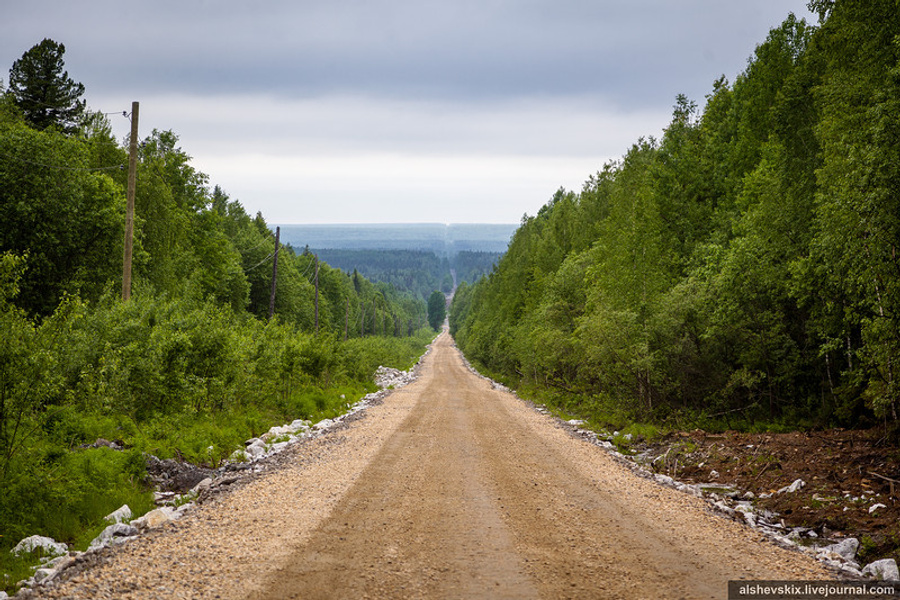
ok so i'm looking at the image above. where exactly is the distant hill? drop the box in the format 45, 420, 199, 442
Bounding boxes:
274, 224, 514, 299
275, 223, 516, 256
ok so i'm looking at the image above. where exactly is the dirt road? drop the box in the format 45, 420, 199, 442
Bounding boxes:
40, 332, 829, 600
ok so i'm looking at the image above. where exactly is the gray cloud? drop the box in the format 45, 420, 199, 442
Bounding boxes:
4, 0, 815, 106
1, 0, 817, 223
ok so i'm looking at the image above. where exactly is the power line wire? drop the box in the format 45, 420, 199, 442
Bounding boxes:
244, 253, 274, 272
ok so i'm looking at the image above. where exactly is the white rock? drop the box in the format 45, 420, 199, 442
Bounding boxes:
713, 500, 735, 516
34, 554, 75, 583
133, 507, 176, 530
862, 558, 900, 581
11, 535, 68, 557
104, 504, 132, 524
678, 483, 704, 498
191, 477, 213, 494
777, 479, 806, 494
654, 474, 675, 486
33, 567, 56, 583
0, 590, 9, 599
270, 441, 290, 454
313, 418, 334, 431
154, 491, 176, 503
290, 419, 310, 431
89, 523, 139, 550
819, 538, 859, 561
245, 439, 267, 459
868, 503, 887, 514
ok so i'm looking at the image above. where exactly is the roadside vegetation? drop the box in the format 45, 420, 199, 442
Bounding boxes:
451, 1, 900, 436
0, 39, 432, 591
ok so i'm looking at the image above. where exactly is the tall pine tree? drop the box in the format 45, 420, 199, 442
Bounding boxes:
7, 38, 85, 134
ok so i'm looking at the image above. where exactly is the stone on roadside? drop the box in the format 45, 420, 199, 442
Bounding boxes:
818, 538, 859, 562
191, 477, 213, 494
89, 523, 139, 550
713, 500, 735, 516
290, 419, 310, 431
862, 558, 900, 581
313, 419, 334, 431
11, 535, 68, 557
245, 439, 267, 459
654, 474, 675, 486
133, 506, 176, 530
104, 504, 132, 524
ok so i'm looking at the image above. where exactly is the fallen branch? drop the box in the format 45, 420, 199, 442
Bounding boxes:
868, 471, 899, 496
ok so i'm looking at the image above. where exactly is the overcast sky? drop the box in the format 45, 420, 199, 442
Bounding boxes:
2, 1, 816, 224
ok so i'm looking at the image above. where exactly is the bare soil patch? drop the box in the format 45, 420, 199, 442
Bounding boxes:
637, 428, 900, 565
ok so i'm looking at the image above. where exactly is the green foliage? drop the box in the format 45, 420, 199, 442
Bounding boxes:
0, 118, 125, 316
452, 5, 900, 431
452, 251, 502, 285
6, 38, 85, 133
312, 249, 446, 301
427, 290, 447, 331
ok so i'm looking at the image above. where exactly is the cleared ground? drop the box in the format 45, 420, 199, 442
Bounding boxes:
40, 332, 829, 600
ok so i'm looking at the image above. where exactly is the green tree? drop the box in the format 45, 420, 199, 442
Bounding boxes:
7, 39, 85, 134
427, 290, 446, 331
0, 119, 125, 315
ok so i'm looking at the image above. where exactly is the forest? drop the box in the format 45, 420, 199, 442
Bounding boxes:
451, 0, 900, 433
311, 248, 502, 300
0, 39, 432, 584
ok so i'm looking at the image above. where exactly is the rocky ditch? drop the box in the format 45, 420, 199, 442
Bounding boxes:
4, 357, 427, 599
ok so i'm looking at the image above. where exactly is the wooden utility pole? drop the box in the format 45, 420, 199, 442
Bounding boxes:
121, 101, 139, 301
314, 254, 320, 333
268, 226, 280, 319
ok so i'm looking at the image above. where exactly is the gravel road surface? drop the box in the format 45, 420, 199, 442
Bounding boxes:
38, 332, 829, 599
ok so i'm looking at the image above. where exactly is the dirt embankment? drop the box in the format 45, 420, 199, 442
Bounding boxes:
35, 333, 829, 600
637, 428, 900, 565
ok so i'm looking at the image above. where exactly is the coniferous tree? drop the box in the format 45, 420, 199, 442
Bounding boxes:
427, 290, 447, 331
7, 38, 85, 134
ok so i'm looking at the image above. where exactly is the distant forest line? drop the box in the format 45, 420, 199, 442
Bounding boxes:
276, 223, 517, 256
305, 249, 502, 301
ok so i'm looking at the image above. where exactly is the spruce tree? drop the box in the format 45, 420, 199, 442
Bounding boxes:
7, 38, 85, 134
